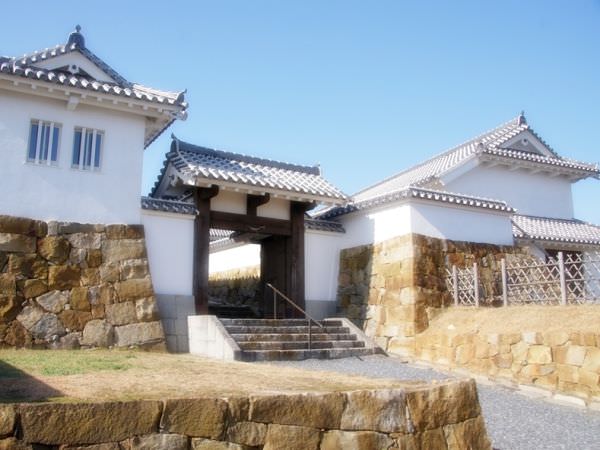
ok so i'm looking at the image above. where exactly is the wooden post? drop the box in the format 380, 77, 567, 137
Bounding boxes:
193, 186, 219, 315
289, 202, 307, 314
452, 265, 459, 306
501, 258, 508, 307
558, 251, 567, 306
473, 262, 479, 307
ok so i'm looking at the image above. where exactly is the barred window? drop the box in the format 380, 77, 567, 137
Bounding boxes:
27, 120, 61, 165
72, 127, 103, 170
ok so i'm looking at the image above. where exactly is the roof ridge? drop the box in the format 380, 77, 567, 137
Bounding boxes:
174, 137, 321, 176
353, 114, 523, 197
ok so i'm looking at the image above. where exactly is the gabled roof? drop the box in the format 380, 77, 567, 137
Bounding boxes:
316, 186, 514, 220
0, 26, 187, 148
512, 214, 600, 247
150, 137, 347, 205
354, 114, 599, 202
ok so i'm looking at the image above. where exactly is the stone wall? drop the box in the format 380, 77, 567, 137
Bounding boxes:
0, 215, 165, 350
415, 330, 600, 406
0, 380, 491, 449
337, 233, 526, 354
208, 266, 261, 314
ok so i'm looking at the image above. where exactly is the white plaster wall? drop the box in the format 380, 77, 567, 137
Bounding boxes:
409, 201, 514, 245
305, 230, 345, 302
0, 90, 145, 224
209, 243, 260, 274
258, 197, 290, 220
36, 53, 116, 83
211, 190, 246, 214
141, 210, 194, 296
444, 165, 574, 219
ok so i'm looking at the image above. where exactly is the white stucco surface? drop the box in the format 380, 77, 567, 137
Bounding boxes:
0, 90, 145, 224
257, 197, 290, 220
444, 165, 574, 219
141, 210, 194, 296
305, 230, 345, 302
211, 190, 247, 214
209, 243, 261, 274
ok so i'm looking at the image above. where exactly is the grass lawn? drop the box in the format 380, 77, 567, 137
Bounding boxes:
0, 349, 410, 404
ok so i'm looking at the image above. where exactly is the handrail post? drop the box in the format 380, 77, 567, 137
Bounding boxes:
501, 258, 508, 307
558, 251, 567, 305
308, 319, 312, 351
473, 262, 479, 307
452, 265, 459, 306
273, 289, 277, 319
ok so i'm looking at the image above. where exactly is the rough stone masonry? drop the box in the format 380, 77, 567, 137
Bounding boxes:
0, 214, 165, 349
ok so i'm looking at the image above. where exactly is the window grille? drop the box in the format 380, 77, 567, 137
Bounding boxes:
72, 127, 104, 170
27, 120, 61, 165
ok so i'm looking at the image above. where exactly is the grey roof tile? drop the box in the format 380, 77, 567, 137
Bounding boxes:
512, 215, 600, 246
151, 137, 347, 203
141, 197, 196, 215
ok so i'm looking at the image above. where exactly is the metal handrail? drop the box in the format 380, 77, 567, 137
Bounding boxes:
266, 283, 324, 351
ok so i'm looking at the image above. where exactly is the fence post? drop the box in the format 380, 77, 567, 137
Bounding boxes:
501, 258, 508, 307
452, 265, 459, 306
473, 262, 479, 307
558, 251, 567, 306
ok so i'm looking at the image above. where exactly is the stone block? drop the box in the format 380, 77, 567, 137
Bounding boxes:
3, 321, 31, 348
579, 369, 600, 389
106, 224, 145, 240
263, 424, 320, 450
582, 347, 600, 373
499, 333, 521, 345
120, 259, 150, 281
556, 364, 580, 384
527, 345, 552, 364
510, 340, 529, 363
226, 421, 267, 446
543, 331, 570, 347
522, 331, 542, 345
135, 297, 159, 322
320, 430, 394, 450
249, 392, 345, 429
81, 268, 101, 286
30, 313, 66, 340
66, 233, 103, 250
520, 364, 556, 378
130, 433, 189, 450
405, 380, 480, 431
22, 279, 48, 299
37, 236, 70, 263
105, 302, 137, 326
443, 416, 492, 450
455, 344, 475, 365
340, 389, 407, 433
102, 239, 146, 263
0, 233, 36, 253
161, 398, 228, 439
191, 438, 248, 449
113, 321, 164, 347
16, 305, 44, 331
70, 287, 91, 311
63, 444, 120, 450
0, 437, 31, 450
59, 310, 92, 332
36, 290, 69, 313
0, 215, 46, 237
81, 320, 114, 347
115, 278, 154, 301
0, 274, 16, 296
19, 400, 161, 445
0, 405, 15, 438
58, 222, 105, 234
414, 428, 447, 449
553, 345, 586, 366
8, 254, 47, 279
86, 249, 103, 268
48, 265, 81, 290
492, 353, 512, 369
0, 294, 21, 324
89, 285, 114, 305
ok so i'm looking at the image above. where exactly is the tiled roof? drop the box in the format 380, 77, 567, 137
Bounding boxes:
0, 27, 187, 148
512, 215, 600, 246
305, 218, 345, 233
317, 186, 514, 220
151, 137, 347, 204
354, 114, 599, 202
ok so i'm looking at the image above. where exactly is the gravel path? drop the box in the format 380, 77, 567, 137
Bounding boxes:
268, 355, 600, 450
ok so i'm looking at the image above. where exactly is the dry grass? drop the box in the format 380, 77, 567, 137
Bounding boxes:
425, 305, 600, 335
0, 350, 412, 403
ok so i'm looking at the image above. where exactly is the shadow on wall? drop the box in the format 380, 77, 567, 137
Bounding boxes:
0, 360, 64, 403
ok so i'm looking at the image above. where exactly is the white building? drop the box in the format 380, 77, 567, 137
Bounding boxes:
0, 26, 187, 224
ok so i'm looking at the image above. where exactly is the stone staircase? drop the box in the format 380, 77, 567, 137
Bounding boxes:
219, 318, 380, 361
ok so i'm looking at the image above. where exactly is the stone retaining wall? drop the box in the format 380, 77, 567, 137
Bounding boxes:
0, 215, 165, 349
337, 233, 525, 355
209, 266, 261, 314
415, 330, 600, 405
0, 379, 491, 449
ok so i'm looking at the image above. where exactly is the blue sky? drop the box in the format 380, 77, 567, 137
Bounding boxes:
3, 1, 599, 223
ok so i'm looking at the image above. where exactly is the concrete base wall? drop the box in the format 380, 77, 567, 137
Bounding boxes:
156, 294, 195, 353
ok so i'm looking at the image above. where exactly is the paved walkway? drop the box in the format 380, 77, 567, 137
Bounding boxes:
270, 355, 600, 450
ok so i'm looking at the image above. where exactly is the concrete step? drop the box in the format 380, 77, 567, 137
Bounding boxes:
238, 340, 366, 351
223, 325, 349, 335
220, 318, 343, 327
231, 333, 358, 342
239, 347, 377, 362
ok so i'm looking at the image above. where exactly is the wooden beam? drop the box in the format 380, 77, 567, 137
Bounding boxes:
247, 193, 271, 216
210, 210, 291, 236
193, 186, 219, 315
289, 201, 308, 314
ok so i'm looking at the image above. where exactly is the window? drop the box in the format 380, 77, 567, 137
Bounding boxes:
72, 127, 104, 170
27, 120, 61, 165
